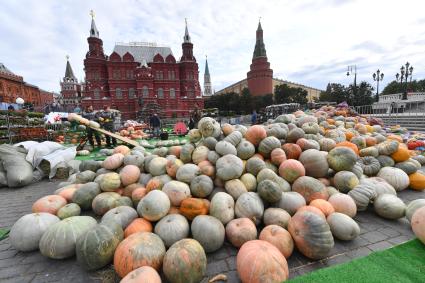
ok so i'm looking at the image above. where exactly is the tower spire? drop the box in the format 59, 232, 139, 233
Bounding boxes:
205, 55, 210, 76
203, 55, 212, 96
253, 19, 266, 59
89, 10, 99, 38
184, 18, 191, 43
64, 55, 76, 80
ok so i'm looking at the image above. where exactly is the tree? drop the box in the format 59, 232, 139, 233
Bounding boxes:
239, 88, 253, 114
274, 84, 308, 105
350, 81, 374, 106
381, 80, 403, 95
319, 83, 349, 103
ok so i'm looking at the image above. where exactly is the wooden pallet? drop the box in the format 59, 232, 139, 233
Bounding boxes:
90, 126, 140, 147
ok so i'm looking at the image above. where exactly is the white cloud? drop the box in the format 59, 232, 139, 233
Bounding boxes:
1, 0, 425, 93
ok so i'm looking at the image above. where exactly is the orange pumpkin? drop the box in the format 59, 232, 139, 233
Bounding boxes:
391, 146, 410, 162
354, 124, 367, 134
120, 266, 161, 283
113, 145, 131, 155
270, 148, 287, 166
259, 225, 294, 259
168, 146, 181, 158
365, 136, 377, 147
114, 232, 165, 278
344, 131, 355, 141
179, 198, 210, 220
57, 184, 82, 201
409, 172, 425, 191
222, 123, 235, 136
326, 119, 335, 125
245, 125, 267, 146
146, 178, 163, 192
335, 141, 359, 155
309, 199, 335, 217
237, 240, 289, 283
296, 205, 326, 219
32, 195, 67, 215
131, 187, 147, 206
124, 218, 153, 238
281, 143, 302, 160
123, 184, 144, 198
198, 160, 215, 177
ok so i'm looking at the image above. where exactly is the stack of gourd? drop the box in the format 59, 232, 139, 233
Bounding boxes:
9, 113, 425, 283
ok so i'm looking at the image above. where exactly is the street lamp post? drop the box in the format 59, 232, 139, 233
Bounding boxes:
395, 62, 413, 100
372, 69, 384, 102
347, 65, 357, 98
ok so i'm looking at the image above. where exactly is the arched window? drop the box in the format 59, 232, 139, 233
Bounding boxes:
170, 88, 175, 99
157, 88, 164, 98
143, 86, 149, 97
129, 88, 135, 98
116, 88, 122, 99
94, 88, 100, 99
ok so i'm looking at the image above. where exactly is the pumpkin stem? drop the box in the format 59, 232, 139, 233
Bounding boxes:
209, 274, 227, 282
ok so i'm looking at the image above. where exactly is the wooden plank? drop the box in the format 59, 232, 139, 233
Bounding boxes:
89, 126, 140, 147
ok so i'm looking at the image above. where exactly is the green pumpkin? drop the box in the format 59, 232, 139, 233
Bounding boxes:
394, 159, 420, 175
376, 140, 399, 155
348, 184, 377, 211
72, 182, 101, 210
258, 136, 281, 158
76, 221, 124, 270
327, 147, 357, 172
257, 180, 282, 203
333, 171, 359, 193
57, 203, 81, 219
358, 156, 381, 176
376, 155, 395, 167
359, 147, 379, 157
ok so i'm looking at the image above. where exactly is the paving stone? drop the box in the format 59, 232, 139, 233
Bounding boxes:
377, 227, 401, 238
322, 254, 352, 267
225, 256, 236, 270
295, 261, 326, 276
206, 259, 229, 277
1, 274, 35, 283
368, 241, 394, 251
360, 231, 388, 243
346, 247, 373, 259
226, 270, 241, 283
20, 252, 45, 264
0, 249, 18, 260
210, 247, 230, 260
0, 264, 31, 279
388, 235, 412, 245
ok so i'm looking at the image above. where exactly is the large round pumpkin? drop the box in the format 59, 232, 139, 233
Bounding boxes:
237, 240, 289, 283
39, 216, 97, 259
299, 149, 329, 178
101, 206, 138, 229
162, 180, 191, 206
216, 154, 244, 181
209, 192, 235, 225
57, 203, 81, 219
76, 221, 124, 270
326, 212, 360, 241
327, 147, 357, 172
98, 172, 121, 192
411, 206, 425, 244
162, 239, 207, 283
92, 192, 121, 215
374, 194, 406, 219
191, 215, 225, 253
225, 218, 257, 248
377, 167, 409, 191
246, 157, 266, 176
288, 210, 334, 259
263, 207, 291, 228
10, 213, 60, 252
327, 193, 357, 218
120, 165, 141, 186
190, 175, 214, 198
237, 140, 256, 160
245, 125, 267, 146
292, 176, 328, 203
137, 190, 170, 221
32, 195, 67, 215
114, 232, 166, 277
259, 225, 294, 258
120, 266, 161, 283
124, 218, 153, 238
235, 192, 264, 225
278, 159, 305, 183
176, 164, 200, 183
154, 214, 189, 248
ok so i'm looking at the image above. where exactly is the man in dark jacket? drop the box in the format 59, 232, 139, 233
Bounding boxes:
149, 113, 161, 137
82, 105, 101, 147
98, 105, 117, 147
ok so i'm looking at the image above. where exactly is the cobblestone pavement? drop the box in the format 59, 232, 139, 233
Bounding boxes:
0, 179, 424, 283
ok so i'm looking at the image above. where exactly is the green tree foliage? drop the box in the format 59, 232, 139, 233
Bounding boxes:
381, 79, 425, 95
274, 84, 308, 104
319, 81, 374, 106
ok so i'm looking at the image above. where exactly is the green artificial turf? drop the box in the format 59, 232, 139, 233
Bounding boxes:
0, 228, 9, 241
289, 239, 425, 283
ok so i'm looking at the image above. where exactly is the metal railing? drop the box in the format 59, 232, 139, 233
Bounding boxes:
354, 101, 425, 117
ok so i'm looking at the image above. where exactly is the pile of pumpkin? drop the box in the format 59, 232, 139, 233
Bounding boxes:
119, 126, 148, 140
8, 114, 425, 283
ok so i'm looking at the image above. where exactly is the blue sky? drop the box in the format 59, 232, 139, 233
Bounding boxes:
1, 0, 425, 93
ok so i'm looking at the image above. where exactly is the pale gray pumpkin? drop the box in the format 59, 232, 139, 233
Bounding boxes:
394, 159, 420, 175
162, 180, 191, 206
76, 170, 97, 184
10, 213, 60, 252
299, 149, 329, 178
235, 192, 264, 225
326, 186, 339, 197
116, 196, 133, 207
216, 154, 244, 181
256, 168, 291, 193
263, 208, 291, 228
359, 147, 379, 157
377, 167, 409, 191
236, 140, 256, 160
360, 177, 396, 197
258, 136, 281, 158
138, 173, 152, 186
148, 157, 168, 176
358, 156, 381, 176
224, 130, 243, 146
137, 190, 170, 221
203, 137, 218, 150
275, 191, 306, 216
347, 184, 377, 211
374, 194, 406, 219
287, 128, 305, 143
101, 206, 138, 229
246, 157, 266, 176
154, 214, 190, 248
39, 216, 97, 259
191, 215, 225, 253
123, 154, 145, 169
406, 199, 425, 222
327, 212, 360, 241
209, 192, 235, 225
192, 146, 210, 165
215, 140, 237, 156
207, 150, 220, 165
376, 155, 395, 168
176, 164, 201, 183
190, 175, 214, 197
319, 138, 336, 152
180, 143, 195, 163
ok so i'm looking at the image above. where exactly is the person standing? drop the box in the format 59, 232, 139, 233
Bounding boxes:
193, 106, 201, 129
150, 113, 161, 137
99, 105, 117, 148
82, 105, 101, 148
188, 112, 195, 130
251, 110, 257, 125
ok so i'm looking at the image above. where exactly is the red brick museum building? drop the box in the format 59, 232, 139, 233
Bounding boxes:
80, 17, 204, 120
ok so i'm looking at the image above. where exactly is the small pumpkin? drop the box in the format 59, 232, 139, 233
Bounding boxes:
282, 143, 302, 159
270, 148, 287, 166
209, 192, 235, 225
391, 145, 410, 162
103, 153, 125, 170
358, 156, 381, 176
377, 155, 395, 167
57, 203, 81, 219
180, 198, 210, 220
377, 167, 409, 191
154, 214, 190, 248
235, 192, 264, 225
225, 218, 257, 248
333, 171, 359, 193
376, 140, 399, 156
32, 195, 67, 215
409, 172, 425, 191
309, 199, 335, 217
326, 212, 360, 241
245, 125, 267, 146
120, 165, 141, 186
278, 159, 305, 183
216, 154, 244, 181
137, 190, 170, 221
327, 147, 357, 172
327, 193, 357, 218
259, 225, 294, 258
276, 191, 306, 216
101, 206, 138, 229
237, 140, 256, 160
124, 218, 153, 238
348, 184, 377, 211
225, 179, 248, 200
263, 208, 291, 228
113, 145, 131, 155
299, 149, 329, 178
98, 172, 121, 192
258, 136, 281, 158
190, 175, 214, 198
292, 176, 328, 203
246, 157, 266, 176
